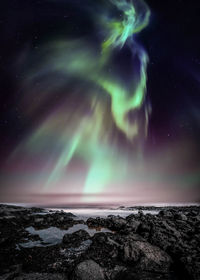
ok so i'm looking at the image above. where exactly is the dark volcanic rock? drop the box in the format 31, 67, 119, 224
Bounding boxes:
126, 219, 141, 232
63, 230, 90, 247
107, 215, 127, 230
73, 260, 105, 280
158, 210, 174, 218
87, 215, 127, 231
32, 212, 77, 229
120, 236, 172, 276
14, 273, 67, 279
125, 241, 172, 273
114, 269, 173, 280
0, 264, 22, 280
87, 232, 119, 268
174, 213, 187, 221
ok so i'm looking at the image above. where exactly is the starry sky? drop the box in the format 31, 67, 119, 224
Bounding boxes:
0, 0, 200, 206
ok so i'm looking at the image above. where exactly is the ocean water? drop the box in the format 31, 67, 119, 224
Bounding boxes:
3, 202, 199, 221
50, 202, 199, 220
50, 208, 159, 221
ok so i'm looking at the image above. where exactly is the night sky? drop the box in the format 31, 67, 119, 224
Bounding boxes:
0, 0, 200, 206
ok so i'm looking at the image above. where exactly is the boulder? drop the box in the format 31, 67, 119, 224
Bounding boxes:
135, 241, 172, 273
87, 216, 127, 231
174, 213, 187, 221
127, 219, 141, 232
87, 217, 107, 228
73, 260, 104, 280
158, 210, 173, 218
123, 242, 140, 263
89, 233, 119, 265
137, 222, 151, 235
63, 230, 90, 246
122, 241, 172, 273
107, 216, 127, 230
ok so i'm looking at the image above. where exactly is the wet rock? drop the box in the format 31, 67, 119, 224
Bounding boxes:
106, 265, 126, 280
88, 233, 119, 267
0, 272, 16, 280
63, 230, 90, 246
14, 273, 67, 279
87, 216, 127, 231
114, 269, 173, 280
73, 260, 104, 280
107, 216, 127, 230
158, 210, 173, 218
60, 239, 92, 264
122, 233, 145, 242
92, 232, 108, 244
87, 217, 107, 228
122, 240, 172, 273
148, 220, 182, 250
174, 213, 187, 221
31, 212, 76, 229
0, 264, 22, 280
127, 219, 140, 232
136, 241, 172, 273
123, 241, 140, 263
137, 221, 151, 237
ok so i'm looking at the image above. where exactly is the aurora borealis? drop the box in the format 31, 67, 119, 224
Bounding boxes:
0, 0, 200, 205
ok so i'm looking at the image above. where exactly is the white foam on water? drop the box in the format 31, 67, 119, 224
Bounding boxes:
50, 208, 159, 220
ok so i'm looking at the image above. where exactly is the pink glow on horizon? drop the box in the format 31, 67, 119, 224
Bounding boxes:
1, 186, 199, 206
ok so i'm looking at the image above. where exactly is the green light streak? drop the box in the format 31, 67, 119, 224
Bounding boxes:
15, 0, 151, 197
102, 0, 150, 53
45, 133, 81, 188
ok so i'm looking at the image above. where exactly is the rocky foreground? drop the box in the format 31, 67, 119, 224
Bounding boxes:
0, 204, 200, 280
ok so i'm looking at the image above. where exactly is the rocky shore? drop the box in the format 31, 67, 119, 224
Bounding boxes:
0, 204, 199, 280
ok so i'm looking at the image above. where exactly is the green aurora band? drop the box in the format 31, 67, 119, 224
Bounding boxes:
12, 0, 151, 199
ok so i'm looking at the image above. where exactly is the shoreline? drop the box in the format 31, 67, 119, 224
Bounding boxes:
0, 203, 199, 280
1, 202, 199, 209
